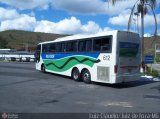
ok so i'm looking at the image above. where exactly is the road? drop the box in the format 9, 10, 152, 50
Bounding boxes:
0, 62, 160, 114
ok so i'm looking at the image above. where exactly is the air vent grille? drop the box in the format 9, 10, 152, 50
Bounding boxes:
97, 66, 109, 82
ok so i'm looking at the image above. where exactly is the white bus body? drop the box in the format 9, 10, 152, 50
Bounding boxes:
35, 30, 141, 84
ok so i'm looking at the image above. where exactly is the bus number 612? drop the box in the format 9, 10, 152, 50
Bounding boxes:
103, 55, 110, 61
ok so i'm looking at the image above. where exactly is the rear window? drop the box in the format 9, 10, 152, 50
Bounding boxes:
119, 42, 139, 57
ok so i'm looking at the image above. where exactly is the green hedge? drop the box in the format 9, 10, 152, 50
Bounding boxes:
155, 55, 160, 63
146, 66, 159, 77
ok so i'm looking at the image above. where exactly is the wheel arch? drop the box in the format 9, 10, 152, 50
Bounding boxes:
81, 68, 89, 75
71, 67, 79, 76
41, 63, 44, 71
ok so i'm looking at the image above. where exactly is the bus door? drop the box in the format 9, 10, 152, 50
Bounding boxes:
35, 44, 41, 62
35, 50, 40, 62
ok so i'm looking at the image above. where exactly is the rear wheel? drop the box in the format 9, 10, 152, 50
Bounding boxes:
72, 68, 80, 81
82, 69, 91, 84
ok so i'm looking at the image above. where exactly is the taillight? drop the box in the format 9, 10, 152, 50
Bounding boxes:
114, 65, 118, 74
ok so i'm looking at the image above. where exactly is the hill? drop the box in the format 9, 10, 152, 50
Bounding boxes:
144, 36, 160, 54
0, 30, 159, 54
0, 30, 66, 51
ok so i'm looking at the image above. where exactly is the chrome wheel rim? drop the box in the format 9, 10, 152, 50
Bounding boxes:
84, 72, 89, 81
73, 71, 79, 79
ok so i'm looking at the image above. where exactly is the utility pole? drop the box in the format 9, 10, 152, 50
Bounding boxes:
155, 44, 157, 63
140, 0, 145, 73
134, 12, 139, 34
133, 18, 136, 32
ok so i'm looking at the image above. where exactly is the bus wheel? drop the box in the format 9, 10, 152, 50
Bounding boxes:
82, 69, 91, 84
72, 68, 80, 81
41, 64, 46, 73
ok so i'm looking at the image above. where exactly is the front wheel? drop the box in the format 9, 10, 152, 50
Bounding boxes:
41, 64, 46, 73
82, 69, 91, 84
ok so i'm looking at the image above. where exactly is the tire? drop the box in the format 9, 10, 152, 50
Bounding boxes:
82, 69, 91, 84
72, 68, 80, 81
42, 64, 46, 73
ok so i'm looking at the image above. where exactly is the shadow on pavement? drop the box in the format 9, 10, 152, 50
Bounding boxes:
92, 80, 160, 89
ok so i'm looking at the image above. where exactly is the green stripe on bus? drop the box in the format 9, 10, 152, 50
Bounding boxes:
43, 56, 100, 72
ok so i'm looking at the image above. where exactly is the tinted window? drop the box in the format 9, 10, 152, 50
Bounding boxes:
93, 37, 111, 52
119, 42, 139, 57
93, 39, 101, 51
86, 40, 92, 51
48, 43, 56, 52
78, 41, 85, 52
56, 43, 61, 52
37, 45, 41, 51
78, 40, 92, 52
56, 43, 65, 52
61, 43, 65, 52
42, 44, 48, 52
66, 41, 77, 52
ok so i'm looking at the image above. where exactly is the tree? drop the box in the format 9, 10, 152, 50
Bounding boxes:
109, 0, 158, 72
0, 36, 8, 48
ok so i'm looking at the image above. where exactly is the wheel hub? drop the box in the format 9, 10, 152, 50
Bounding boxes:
84, 73, 89, 80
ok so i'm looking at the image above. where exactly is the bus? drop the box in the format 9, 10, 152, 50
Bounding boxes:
35, 30, 141, 84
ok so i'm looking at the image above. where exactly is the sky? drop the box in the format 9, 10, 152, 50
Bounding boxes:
0, 0, 160, 36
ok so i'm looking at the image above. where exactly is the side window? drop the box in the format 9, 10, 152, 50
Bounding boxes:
101, 38, 111, 51
78, 41, 85, 52
73, 41, 77, 52
61, 43, 65, 52
93, 37, 111, 52
93, 39, 101, 51
78, 40, 92, 52
56, 43, 61, 52
37, 45, 41, 51
66, 42, 72, 52
49, 43, 56, 52
56, 43, 65, 52
66, 41, 77, 52
42, 44, 47, 53
86, 40, 92, 51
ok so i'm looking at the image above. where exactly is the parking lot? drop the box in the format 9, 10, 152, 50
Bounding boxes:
0, 62, 160, 113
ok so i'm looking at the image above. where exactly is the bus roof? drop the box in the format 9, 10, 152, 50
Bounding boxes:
38, 30, 137, 45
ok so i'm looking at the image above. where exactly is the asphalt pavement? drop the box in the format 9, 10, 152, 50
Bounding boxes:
0, 62, 160, 113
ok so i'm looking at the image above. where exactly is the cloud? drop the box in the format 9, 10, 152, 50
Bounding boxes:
0, 7, 110, 34
51, 0, 138, 15
108, 9, 160, 28
35, 17, 106, 34
144, 33, 152, 37
0, 15, 36, 31
35, 17, 81, 34
0, 7, 19, 20
0, 0, 51, 10
51, 0, 107, 15
108, 9, 130, 26
144, 14, 160, 27
0, 7, 36, 31
0, 0, 138, 15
